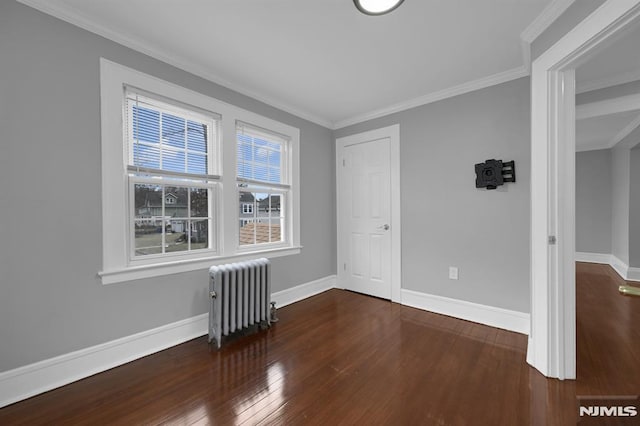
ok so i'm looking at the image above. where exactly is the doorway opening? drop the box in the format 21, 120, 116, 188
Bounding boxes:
529, 1, 640, 380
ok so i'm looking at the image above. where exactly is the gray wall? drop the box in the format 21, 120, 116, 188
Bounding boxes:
629, 146, 640, 267
611, 145, 631, 265
575, 149, 612, 254
530, 0, 606, 61
0, 2, 335, 372
335, 78, 531, 313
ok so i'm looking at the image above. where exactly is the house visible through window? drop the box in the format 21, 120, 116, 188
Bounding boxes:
242, 203, 253, 214
126, 89, 218, 258
237, 122, 287, 247
99, 59, 300, 283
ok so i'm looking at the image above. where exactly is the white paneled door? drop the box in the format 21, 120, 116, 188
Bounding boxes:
339, 137, 392, 299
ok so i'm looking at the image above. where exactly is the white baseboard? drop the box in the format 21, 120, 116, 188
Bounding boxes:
610, 255, 630, 280
575, 252, 612, 264
0, 275, 337, 409
401, 289, 530, 335
0, 313, 208, 409
271, 275, 337, 308
577, 252, 640, 282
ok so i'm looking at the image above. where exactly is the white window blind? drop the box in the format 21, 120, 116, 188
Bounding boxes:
99, 59, 300, 283
126, 89, 220, 180
236, 121, 288, 187
236, 121, 289, 247
125, 88, 219, 259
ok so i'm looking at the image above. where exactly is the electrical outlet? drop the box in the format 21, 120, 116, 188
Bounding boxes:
449, 267, 459, 280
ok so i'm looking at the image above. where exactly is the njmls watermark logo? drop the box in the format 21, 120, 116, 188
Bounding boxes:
577, 395, 639, 424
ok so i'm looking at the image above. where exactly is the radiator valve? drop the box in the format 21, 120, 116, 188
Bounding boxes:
270, 301, 279, 323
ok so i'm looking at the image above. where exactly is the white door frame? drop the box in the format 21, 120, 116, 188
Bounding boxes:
336, 124, 402, 303
529, 0, 640, 380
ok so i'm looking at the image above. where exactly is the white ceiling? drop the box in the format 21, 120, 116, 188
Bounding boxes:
18, 0, 557, 128
576, 111, 640, 152
576, 20, 640, 93
575, 19, 640, 152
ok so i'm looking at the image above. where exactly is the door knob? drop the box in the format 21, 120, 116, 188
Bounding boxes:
378, 224, 390, 231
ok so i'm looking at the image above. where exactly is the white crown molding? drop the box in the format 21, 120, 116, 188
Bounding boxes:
576, 112, 640, 152
337, 0, 575, 129
521, 38, 532, 73
610, 112, 640, 148
15, 0, 334, 129
575, 143, 612, 153
333, 66, 529, 130
18, 0, 571, 132
576, 93, 640, 120
520, 0, 576, 43
577, 69, 640, 94
519, 0, 576, 69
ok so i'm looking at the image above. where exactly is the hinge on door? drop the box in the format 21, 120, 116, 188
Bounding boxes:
344, 263, 347, 271
548, 235, 557, 245
343, 158, 346, 167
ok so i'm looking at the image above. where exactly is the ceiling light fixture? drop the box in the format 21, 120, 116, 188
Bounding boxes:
354, 0, 405, 16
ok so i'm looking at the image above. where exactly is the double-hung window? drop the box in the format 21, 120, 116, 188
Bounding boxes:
99, 59, 300, 284
237, 122, 289, 248
126, 89, 219, 259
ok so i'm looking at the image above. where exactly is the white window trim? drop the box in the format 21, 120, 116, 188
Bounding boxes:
99, 58, 300, 284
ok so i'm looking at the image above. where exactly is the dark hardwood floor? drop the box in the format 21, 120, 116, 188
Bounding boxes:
1, 262, 639, 425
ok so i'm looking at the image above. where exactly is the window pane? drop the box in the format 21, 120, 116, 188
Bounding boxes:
134, 184, 164, 256
164, 186, 188, 218
187, 153, 207, 175
263, 140, 280, 151
163, 149, 186, 173
190, 220, 209, 250
133, 144, 160, 169
268, 150, 281, 167
187, 121, 207, 153
133, 183, 213, 257
238, 191, 284, 246
237, 142, 252, 162
254, 165, 268, 182
128, 95, 215, 176
134, 220, 163, 255
269, 194, 282, 213
254, 146, 268, 164
190, 188, 208, 217
166, 219, 189, 253
268, 167, 280, 183
270, 194, 283, 243
236, 127, 283, 184
132, 106, 160, 144
237, 162, 250, 179
162, 113, 186, 149
270, 219, 282, 243
239, 219, 255, 246
134, 184, 162, 219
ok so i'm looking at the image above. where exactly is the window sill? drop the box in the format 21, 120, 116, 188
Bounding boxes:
98, 246, 302, 285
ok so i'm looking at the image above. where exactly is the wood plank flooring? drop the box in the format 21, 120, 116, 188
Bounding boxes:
1, 262, 639, 425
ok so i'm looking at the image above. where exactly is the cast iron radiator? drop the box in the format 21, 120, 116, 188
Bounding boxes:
208, 258, 271, 348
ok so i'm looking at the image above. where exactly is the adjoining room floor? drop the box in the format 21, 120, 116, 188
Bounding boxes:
1, 263, 639, 425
